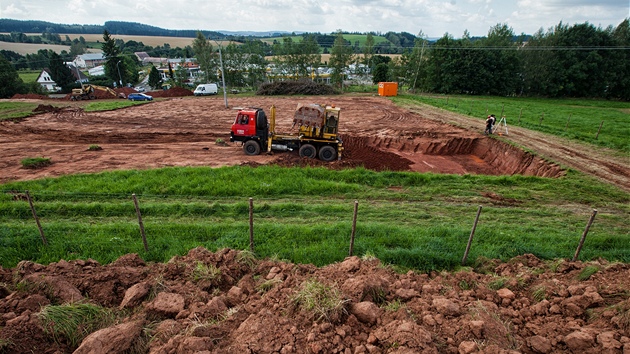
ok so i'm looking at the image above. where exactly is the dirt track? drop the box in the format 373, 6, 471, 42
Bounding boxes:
4, 94, 626, 190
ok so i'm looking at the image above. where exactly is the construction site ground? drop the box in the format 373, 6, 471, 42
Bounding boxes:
1, 94, 628, 190
0, 94, 629, 354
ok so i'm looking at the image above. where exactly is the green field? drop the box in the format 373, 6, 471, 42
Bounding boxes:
396, 94, 630, 153
17, 70, 40, 83
0, 102, 40, 120
0, 96, 628, 271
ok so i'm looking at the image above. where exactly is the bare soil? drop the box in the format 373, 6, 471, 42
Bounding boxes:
1, 95, 629, 353
0, 250, 629, 353
3, 94, 612, 185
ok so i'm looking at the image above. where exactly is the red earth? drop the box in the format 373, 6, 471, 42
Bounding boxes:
1, 94, 629, 353
1, 94, 589, 185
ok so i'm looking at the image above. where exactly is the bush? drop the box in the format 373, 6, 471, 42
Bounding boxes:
21, 157, 52, 169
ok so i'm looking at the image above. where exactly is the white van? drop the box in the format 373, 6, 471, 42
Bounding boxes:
194, 84, 218, 96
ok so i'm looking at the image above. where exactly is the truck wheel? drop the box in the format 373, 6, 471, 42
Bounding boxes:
318, 145, 337, 162
299, 144, 316, 158
243, 140, 261, 155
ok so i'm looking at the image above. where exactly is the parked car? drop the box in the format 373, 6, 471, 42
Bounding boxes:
134, 86, 146, 92
128, 93, 153, 101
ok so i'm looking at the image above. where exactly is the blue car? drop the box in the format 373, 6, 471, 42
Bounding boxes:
128, 93, 153, 101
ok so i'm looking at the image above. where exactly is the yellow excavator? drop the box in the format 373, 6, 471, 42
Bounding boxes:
70, 84, 124, 100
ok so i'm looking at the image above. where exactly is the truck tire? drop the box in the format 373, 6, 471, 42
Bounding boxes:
299, 144, 316, 158
243, 140, 261, 155
318, 145, 337, 162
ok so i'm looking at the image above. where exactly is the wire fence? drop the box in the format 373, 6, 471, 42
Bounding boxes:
3, 190, 603, 269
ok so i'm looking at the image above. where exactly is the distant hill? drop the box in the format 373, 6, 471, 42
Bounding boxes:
0, 19, 226, 39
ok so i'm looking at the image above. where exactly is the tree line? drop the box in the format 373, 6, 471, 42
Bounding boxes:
2, 19, 629, 100
404, 20, 630, 100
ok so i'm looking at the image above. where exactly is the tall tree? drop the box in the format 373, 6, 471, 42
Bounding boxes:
329, 31, 354, 89
148, 65, 163, 89
48, 51, 76, 92
102, 30, 123, 86
192, 31, 215, 83
0, 53, 25, 98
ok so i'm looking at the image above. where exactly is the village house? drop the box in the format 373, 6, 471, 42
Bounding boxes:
36, 65, 89, 92
73, 53, 106, 69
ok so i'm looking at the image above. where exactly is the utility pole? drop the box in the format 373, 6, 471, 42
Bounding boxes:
216, 42, 228, 108
116, 60, 123, 87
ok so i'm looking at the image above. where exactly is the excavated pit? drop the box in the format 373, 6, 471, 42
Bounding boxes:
340, 134, 565, 177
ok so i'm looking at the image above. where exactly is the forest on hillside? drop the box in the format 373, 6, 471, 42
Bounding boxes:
2, 18, 629, 100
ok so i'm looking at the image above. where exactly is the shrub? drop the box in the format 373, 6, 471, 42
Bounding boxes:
38, 303, 117, 348
21, 157, 52, 169
292, 279, 348, 323
578, 265, 600, 281
87, 144, 102, 151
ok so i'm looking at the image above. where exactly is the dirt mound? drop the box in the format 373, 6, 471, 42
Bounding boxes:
150, 87, 194, 98
0, 250, 628, 353
257, 80, 338, 95
10, 93, 48, 100
32, 104, 62, 114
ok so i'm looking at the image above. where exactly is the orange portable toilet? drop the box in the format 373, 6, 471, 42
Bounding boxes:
378, 82, 398, 97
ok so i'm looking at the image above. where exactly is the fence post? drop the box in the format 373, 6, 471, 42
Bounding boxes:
25, 191, 48, 246
539, 112, 544, 126
565, 114, 572, 130
462, 205, 482, 266
349, 200, 359, 256
595, 121, 604, 140
132, 193, 149, 252
518, 108, 523, 125
249, 197, 254, 253
446, 97, 449, 106
572, 209, 598, 262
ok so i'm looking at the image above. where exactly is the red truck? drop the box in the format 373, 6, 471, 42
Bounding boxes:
230, 103, 343, 161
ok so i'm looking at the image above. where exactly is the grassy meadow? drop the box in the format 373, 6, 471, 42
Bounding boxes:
395, 94, 630, 153
0, 96, 628, 271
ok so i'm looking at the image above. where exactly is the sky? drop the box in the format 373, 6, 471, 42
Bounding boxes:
1, 0, 628, 38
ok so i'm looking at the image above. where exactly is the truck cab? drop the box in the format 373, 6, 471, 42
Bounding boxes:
230, 108, 269, 155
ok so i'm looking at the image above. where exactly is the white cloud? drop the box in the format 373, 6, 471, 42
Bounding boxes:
0, 0, 626, 37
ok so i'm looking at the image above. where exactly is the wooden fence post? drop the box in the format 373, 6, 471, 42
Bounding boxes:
518, 108, 523, 125
132, 193, 149, 252
596, 121, 604, 140
539, 112, 545, 126
572, 209, 598, 262
462, 205, 482, 266
26, 191, 48, 246
249, 197, 254, 253
565, 114, 572, 130
349, 200, 359, 256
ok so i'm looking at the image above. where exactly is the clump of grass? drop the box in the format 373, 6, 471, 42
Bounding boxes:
0, 338, 13, 351
458, 279, 478, 290
190, 261, 221, 283
383, 299, 404, 312
487, 277, 509, 290
38, 302, 118, 348
257, 278, 282, 294
361, 251, 378, 261
21, 157, 52, 169
361, 285, 387, 305
578, 265, 600, 281
87, 144, 102, 151
215, 138, 227, 146
292, 279, 348, 323
531, 285, 547, 302
236, 249, 257, 269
